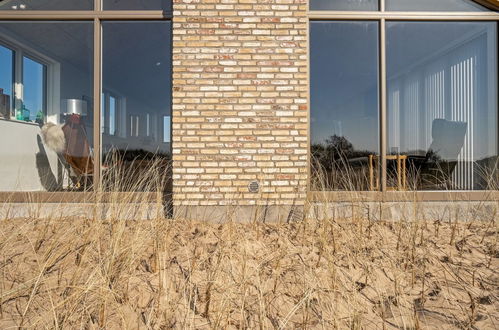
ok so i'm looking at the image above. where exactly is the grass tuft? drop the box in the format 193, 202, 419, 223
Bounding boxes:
0, 159, 498, 329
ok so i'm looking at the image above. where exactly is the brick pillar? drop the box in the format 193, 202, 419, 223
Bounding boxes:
172, 0, 308, 221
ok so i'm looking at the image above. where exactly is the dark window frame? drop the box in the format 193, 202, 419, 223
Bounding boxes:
0, 0, 172, 202
308, 0, 499, 197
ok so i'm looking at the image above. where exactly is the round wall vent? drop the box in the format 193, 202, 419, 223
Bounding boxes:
248, 181, 259, 193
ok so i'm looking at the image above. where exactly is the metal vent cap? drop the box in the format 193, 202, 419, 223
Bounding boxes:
248, 181, 259, 193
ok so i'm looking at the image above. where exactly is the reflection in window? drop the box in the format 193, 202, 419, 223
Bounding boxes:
387, 22, 498, 190
22, 56, 46, 122
0, 45, 13, 119
129, 115, 139, 137
102, 92, 118, 136
0, 0, 92, 10
102, 21, 171, 192
109, 96, 116, 136
386, 0, 488, 11
310, 0, 378, 11
163, 115, 170, 143
0, 22, 94, 192
103, 0, 171, 10
310, 21, 379, 191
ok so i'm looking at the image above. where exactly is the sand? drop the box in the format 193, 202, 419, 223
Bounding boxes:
0, 214, 497, 329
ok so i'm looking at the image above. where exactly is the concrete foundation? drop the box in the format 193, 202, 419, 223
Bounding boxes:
1, 200, 496, 222
173, 204, 304, 223
0, 202, 165, 221
308, 201, 498, 222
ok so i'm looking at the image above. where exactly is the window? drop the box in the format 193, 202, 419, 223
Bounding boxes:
22, 56, 46, 122
163, 116, 170, 143
109, 95, 116, 136
1, 41, 52, 123
0, 22, 93, 192
311, 21, 379, 191
102, 22, 172, 191
387, 22, 497, 190
310, 0, 499, 192
0, 44, 13, 119
102, 92, 119, 136
0, 5, 171, 194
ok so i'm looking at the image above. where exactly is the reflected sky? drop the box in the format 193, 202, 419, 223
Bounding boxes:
386, 0, 488, 11
103, 0, 172, 10
0, 45, 12, 110
0, 0, 92, 10
102, 21, 171, 156
310, 21, 379, 154
22, 56, 45, 119
103, 22, 171, 118
310, 0, 487, 11
0, 0, 171, 11
310, 0, 378, 11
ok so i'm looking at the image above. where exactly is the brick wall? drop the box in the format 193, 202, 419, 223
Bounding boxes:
171, 0, 308, 213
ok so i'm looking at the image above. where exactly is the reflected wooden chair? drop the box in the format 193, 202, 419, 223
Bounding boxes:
369, 154, 408, 191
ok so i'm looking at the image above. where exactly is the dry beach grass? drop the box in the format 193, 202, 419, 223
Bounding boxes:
1, 204, 498, 329
0, 161, 498, 329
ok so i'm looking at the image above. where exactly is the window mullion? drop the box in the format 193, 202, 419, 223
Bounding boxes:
380, 18, 387, 192
93, 17, 102, 192
95, 0, 102, 12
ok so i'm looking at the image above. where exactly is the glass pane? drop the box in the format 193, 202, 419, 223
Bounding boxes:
0, 45, 13, 119
386, 0, 489, 11
163, 115, 170, 143
103, 0, 171, 10
102, 22, 172, 192
109, 95, 116, 135
311, 21, 379, 191
22, 56, 46, 122
0, 0, 92, 10
387, 22, 498, 191
0, 22, 94, 192
310, 0, 378, 11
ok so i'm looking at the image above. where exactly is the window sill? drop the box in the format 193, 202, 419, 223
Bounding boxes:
0, 117, 41, 127
0, 191, 162, 203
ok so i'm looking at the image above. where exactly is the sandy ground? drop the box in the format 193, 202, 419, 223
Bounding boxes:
0, 214, 497, 329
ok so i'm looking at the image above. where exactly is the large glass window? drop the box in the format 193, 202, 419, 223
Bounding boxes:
0, 22, 94, 192
310, 2, 498, 192
102, 21, 171, 191
310, 21, 379, 191
0, 3, 171, 199
387, 22, 498, 190
0, 0, 92, 10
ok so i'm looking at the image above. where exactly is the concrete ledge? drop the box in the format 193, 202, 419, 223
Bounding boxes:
0, 203, 165, 220
309, 201, 498, 222
0, 203, 304, 222
1, 201, 495, 222
173, 205, 305, 223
